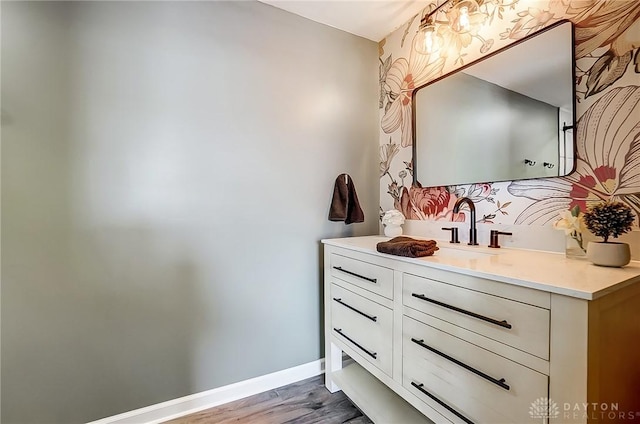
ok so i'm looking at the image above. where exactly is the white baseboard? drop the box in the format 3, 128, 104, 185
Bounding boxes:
88, 359, 325, 424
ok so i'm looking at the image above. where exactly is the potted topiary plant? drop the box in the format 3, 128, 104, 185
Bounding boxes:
583, 201, 635, 267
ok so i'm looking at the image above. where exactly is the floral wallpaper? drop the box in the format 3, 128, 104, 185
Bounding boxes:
379, 0, 640, 227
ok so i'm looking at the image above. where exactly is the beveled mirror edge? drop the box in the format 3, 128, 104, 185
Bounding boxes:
410, 19, 577, 188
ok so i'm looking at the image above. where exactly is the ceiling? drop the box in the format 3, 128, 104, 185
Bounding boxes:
258, 0, 432, 41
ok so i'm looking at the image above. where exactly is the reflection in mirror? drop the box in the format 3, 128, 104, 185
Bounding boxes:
412, 20, 575, 187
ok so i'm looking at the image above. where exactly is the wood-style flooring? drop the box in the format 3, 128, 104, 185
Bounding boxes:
165, 375, 372, 424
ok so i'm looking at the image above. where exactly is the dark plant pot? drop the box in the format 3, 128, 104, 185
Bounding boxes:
586, 241, 631, 267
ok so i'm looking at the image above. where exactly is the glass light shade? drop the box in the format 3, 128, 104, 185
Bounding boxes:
458, 6, 470, 31
413, 25, 440, 55
451, 0, 478, 32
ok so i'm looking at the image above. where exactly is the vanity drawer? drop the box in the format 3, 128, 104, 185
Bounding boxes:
331, 253, 394, 299
403, 273, 550, 359
331, 284, 393, 376
403, 316, 548, 424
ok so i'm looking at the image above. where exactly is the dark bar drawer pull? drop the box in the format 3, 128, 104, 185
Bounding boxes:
333, 328, 377, 359
411, 338, 510, 391
333, 298, 377, 322
411, 381, 474, 424
411, 293, 512, 329
333, 266, 377, 283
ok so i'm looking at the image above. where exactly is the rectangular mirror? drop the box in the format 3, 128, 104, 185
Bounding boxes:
412, 20, 575, 187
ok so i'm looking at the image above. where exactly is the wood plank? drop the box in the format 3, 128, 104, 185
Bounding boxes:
165, 375, 372, 424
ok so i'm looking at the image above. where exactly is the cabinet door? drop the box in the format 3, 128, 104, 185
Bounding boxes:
331, 254, 394, 299
403, 316, 548, 424
403, 273, 550, 359
331, 284, 393, 376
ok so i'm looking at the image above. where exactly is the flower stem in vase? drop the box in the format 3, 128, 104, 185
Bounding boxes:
565, 230, 587, 259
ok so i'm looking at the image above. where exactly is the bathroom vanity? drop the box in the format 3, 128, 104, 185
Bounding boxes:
322, 236, 640, 423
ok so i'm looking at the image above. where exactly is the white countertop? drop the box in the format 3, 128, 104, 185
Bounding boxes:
322, 236, 640, 300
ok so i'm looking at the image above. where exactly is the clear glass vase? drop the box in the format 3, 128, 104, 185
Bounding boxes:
565, 231, 587, 259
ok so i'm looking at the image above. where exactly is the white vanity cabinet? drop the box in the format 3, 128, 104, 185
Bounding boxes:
322, 236, 640, 424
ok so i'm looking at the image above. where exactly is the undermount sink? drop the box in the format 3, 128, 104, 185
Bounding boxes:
434, 245, 498, 260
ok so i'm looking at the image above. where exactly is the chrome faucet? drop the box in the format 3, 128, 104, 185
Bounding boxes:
453, 197, 478, 246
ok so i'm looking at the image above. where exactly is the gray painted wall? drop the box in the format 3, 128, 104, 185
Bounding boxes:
1, 2, 378, 422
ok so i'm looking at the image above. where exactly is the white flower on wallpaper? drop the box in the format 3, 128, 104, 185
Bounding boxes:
380, 138, 414, 213
508, 85, 640, 224
380, 138, 400, 178
378, 0, 640, 228
380, 54, 445, 148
